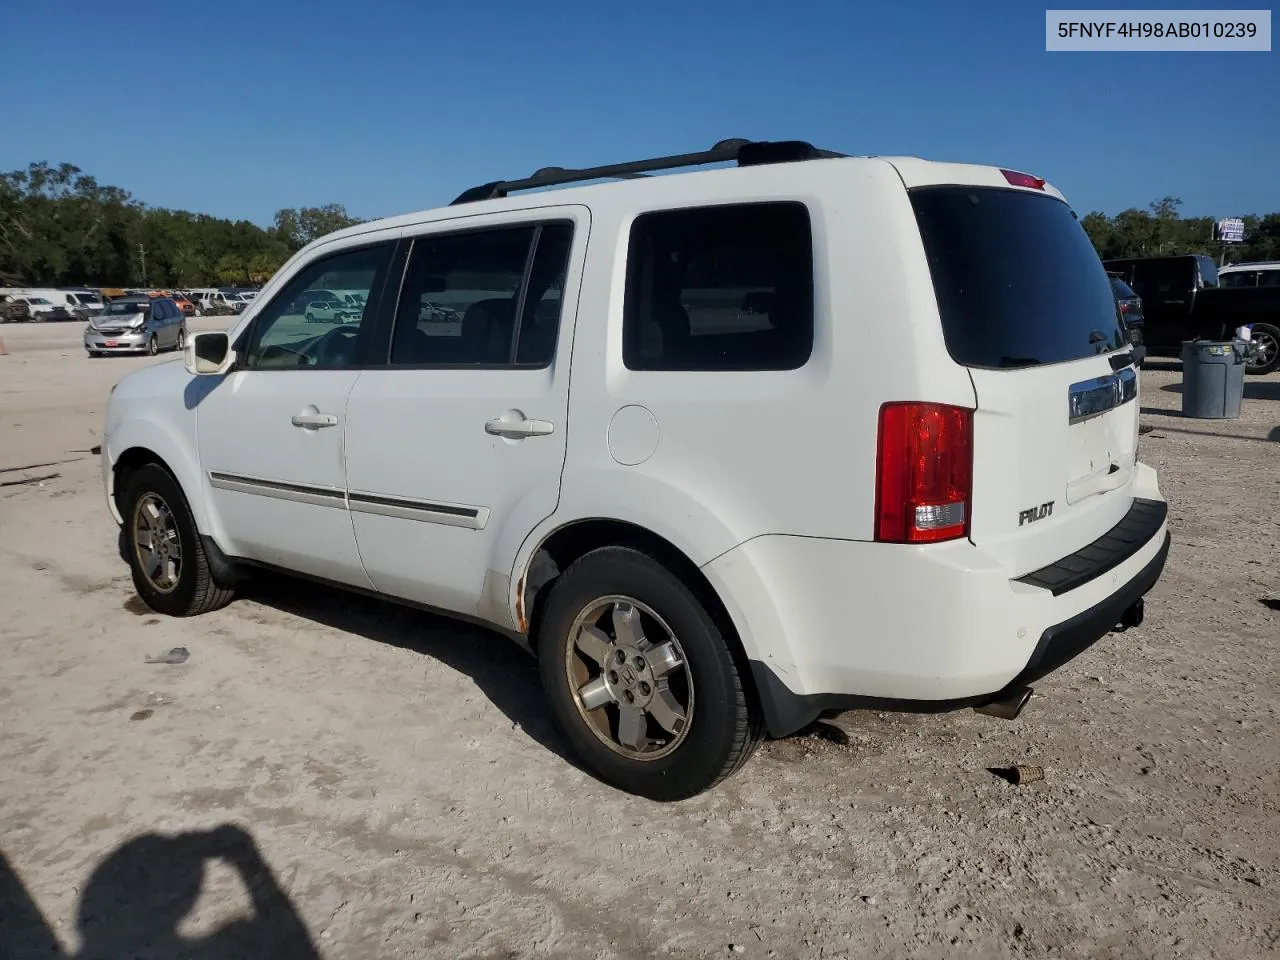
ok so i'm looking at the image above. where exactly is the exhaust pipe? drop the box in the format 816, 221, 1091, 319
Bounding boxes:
973, 685, 1033, 721
1117, 598, 1144, 631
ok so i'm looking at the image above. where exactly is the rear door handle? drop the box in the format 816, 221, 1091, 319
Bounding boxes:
291, 412, 338, 429
485, 417, 554, 438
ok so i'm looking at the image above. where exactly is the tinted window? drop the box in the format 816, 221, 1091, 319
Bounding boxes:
623, 202, 813, 371
390, 222, 572, 367
1129, 261, 1189, 300
911, 187, 1125, 368
1197, 257, 1219, 288
1219, 271, 1256, 288
1260, 270, 1280, 288
244, 243, 391, 370
1109, 277, 1137, 299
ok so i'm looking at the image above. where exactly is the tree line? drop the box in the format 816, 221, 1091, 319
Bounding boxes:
1082, 196, 1280, 263
0, 162, 364, 288
3, 163, 1278, 289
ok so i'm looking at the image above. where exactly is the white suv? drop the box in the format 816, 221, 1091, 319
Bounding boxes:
100, 139, 1171, 800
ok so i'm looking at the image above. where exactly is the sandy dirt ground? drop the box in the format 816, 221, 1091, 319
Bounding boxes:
1, 318, 1278, 959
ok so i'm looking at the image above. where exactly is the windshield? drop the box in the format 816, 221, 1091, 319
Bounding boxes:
27, 298, 51, 305
104, 300, 147, 315
910, 186, 1126, 369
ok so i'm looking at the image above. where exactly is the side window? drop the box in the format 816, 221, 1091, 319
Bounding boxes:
390, 221, 573, 367
622, 202, 814, 371
243, 243, 392, 370
1197, 258, 1219, 288
1258, 271, 1280, 288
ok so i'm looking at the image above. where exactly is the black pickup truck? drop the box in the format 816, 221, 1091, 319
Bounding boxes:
1102, 254, 1279, 375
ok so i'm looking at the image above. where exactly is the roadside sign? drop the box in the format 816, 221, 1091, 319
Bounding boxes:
1217, 218, 1245, 243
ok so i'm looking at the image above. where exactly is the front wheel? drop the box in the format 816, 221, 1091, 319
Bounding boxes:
176, 327, 186, 351
538, 546, 761, 801
147, 334, 158, 356
121, 464, 235, 617
1245, 323, 1279, 376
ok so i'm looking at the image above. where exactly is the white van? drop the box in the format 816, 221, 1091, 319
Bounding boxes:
99, 139, 1170, 800
12, 288, 101, 315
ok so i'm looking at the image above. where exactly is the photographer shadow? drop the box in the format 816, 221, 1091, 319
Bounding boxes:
1, 824, 320, 960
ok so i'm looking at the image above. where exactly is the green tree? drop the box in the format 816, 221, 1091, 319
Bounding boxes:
272, 203, 363, 251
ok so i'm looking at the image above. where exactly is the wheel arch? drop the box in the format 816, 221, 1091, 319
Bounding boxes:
105, 418, 211, 536
514, 517, 765, 721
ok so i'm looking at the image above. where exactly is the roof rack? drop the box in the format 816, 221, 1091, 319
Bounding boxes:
450, 138, 845, 205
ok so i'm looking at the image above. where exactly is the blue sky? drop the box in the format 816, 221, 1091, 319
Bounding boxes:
1, 0, 1275, 225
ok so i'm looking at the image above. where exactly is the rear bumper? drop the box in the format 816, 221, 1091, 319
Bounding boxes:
745, 529, 1169, 736
703, 465, 1171, 737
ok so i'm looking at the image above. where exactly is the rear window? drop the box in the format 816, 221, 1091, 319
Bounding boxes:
1109, 276, 1137, 299
911, 187, 1126, 369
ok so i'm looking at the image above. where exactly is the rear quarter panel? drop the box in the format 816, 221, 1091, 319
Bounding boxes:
535, 158, 975, 565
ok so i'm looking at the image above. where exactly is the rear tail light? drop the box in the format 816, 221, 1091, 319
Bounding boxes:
1000, 169, 1046, 190
875, 402, 973, 544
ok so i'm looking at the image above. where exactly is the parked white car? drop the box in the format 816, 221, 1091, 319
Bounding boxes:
100, 139, 1171, 800
1218, 260, 1280, 288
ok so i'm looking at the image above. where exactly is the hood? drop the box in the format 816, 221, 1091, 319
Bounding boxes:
92, 310, 144, 328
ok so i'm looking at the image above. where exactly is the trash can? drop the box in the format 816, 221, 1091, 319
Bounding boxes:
1180, 340, 1248, 419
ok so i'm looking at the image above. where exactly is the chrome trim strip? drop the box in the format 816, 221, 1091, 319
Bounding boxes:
208, 471, 347, 509
348, 490, 489, 530
1068, 367, 1137, 425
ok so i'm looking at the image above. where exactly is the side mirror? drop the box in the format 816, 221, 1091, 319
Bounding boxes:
185, 331, 235, 376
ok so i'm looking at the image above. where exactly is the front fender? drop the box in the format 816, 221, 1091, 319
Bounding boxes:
104, 407, 228, 546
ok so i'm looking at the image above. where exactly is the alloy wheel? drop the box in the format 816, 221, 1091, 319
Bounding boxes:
565, 596, 693, 760
132, 493, 183, 594
1248, 330, 1276, 372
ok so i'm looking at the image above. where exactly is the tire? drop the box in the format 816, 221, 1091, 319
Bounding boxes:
176, 327, 186, 351
537, 546, 761, 801
148, 334, 158, 356
305, 311, 316, 323
88, 351, 101, 358
1245, 323, 1278, 376
121, 464, 236, 617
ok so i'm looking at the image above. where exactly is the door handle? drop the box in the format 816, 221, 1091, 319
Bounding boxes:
291, 412, 338, 429
485, 417, 554, 438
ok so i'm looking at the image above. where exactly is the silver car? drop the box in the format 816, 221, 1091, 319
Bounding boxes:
84, 297, 187, 357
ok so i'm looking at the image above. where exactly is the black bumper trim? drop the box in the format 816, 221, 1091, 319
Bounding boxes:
748, 527, 1171, 739
1015, 497, 1167, 597
1006, 529, 1169, 690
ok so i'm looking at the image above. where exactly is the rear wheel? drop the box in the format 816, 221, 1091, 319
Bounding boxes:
121, 464, 235, 617
1246, 323, 1278, 375
538, 546, 761, 801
